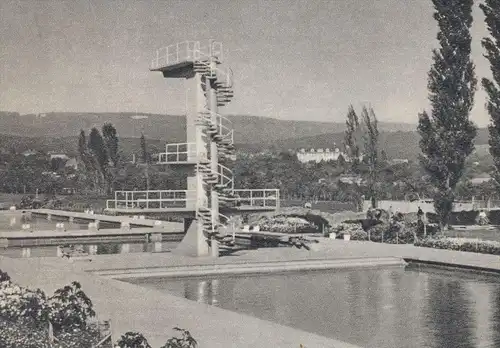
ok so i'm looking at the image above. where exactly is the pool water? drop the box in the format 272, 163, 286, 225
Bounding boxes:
0, 212, 180, 257
0, 242, 180, 257
127, 266, 500, 348
0, 211, 114, 231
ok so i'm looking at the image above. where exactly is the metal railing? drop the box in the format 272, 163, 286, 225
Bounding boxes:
218, 164, 234, 189
158, 143, 206, 164
231, 189, 280, 209
197, 162, 234, 189
150, 40, 223, 70
106, 190, 196, 210
201, 110, 234, 144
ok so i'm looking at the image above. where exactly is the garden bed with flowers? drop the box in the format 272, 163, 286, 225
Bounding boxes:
254, 215, 320, 234
415, 237, 500, 255
0, 270, 197, 348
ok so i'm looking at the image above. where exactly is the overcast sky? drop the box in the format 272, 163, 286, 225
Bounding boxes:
0, 0, 494, 126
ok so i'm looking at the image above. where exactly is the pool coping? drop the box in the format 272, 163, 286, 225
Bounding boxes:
90, 257, 407, 279
404, 258, 500, 275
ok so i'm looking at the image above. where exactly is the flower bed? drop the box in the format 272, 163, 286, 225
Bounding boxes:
0, 269, 199, 348
0, 274, 104, 348
255, 215, 319, 234
415, 236, 500, 255
330, 223, 367, 240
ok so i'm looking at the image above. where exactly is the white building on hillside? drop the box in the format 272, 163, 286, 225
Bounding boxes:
297, 148, 349, 163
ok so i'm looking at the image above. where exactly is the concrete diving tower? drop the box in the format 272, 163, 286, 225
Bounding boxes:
105, 40, 280, 257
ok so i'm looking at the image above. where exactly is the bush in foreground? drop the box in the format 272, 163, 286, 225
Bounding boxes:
0, 270, 201, 348
415, 237, 500, 255
116, 332, 152, 348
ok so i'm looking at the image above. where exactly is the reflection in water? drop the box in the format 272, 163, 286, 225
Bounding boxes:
0, 242, 180, 258
130, 267, 500, 348
492, 285, 500, 347
426, 278, 475, 348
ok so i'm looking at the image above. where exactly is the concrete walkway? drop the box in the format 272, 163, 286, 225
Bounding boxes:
48, 239, 500, 274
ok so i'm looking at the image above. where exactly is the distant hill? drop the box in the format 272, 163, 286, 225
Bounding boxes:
243, 128, 491, 162
0, 111, 414, 145
0, 111, 490, 162
0, 134, 164, 160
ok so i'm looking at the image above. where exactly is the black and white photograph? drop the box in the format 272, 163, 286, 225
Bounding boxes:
1, 0, 500, 347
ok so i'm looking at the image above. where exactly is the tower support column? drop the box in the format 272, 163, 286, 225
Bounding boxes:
173, 217, 210, 257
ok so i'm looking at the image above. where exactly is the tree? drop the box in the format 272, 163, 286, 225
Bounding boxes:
481, 0, 500, 190
50, 157, 67, 173
361, 106, 380, 208
88, 128, 108, 170
140, 133, 148, 164
78, 130, 86, 159
381, 150, 388, 163
418, 0, 477, 229
343, 105, 361, 167
102, 123, 120, 167
87, 128, 108, 194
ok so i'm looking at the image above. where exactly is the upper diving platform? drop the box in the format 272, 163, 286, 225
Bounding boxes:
150, 40, 223, 78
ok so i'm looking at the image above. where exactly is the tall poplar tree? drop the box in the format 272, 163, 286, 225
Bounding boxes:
140, 133, 148, 164
102, 123, 119, 167
77, 130, 86, 159
481, 0, 500, 188
361, 106, 380, 208
343, 105, 361, 167
418, 0, 477, 229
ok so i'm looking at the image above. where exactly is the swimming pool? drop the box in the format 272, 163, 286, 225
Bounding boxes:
0, 212, 181, 257
127, 266, 500, 348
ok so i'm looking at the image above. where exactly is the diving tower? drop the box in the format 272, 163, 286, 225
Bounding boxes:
105, 40, 280, 257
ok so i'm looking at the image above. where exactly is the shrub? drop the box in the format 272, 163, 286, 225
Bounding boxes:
255, 216, 318, 234
0, 277, 103, 348
350, 229, 368, 241
48, 281, 96, 332
0, 318, 52, 348
365, 219, 440, 245
117, 332, 152, 348
0, 282, 48, 322
331, 222, 367, 240
0, 269, 10, 283
161, 327, 197, 348
415, 237, 500, 255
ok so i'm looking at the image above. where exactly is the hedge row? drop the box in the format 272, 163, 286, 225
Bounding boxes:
415, 237, 500, 255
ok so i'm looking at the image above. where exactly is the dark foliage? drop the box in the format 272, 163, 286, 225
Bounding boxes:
418, 0, 477, 227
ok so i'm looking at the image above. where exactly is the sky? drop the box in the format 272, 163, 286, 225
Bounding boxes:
0, 0, 494, 126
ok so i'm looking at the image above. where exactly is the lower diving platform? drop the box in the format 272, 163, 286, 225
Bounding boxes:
105, 189, 280, 215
